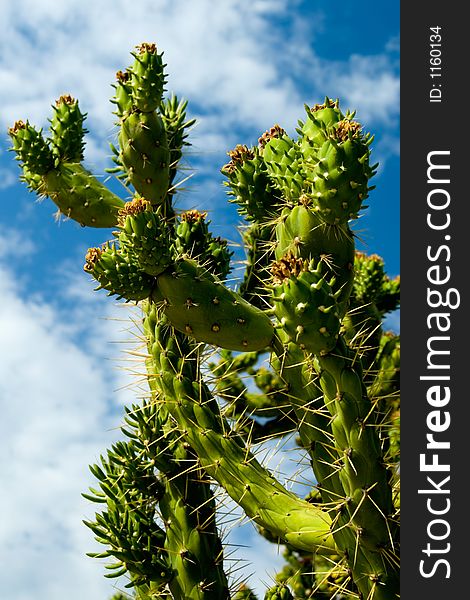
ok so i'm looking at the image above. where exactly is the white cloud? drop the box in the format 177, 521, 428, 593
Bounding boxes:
0, 0, 399, 177
0, 238, 138, 599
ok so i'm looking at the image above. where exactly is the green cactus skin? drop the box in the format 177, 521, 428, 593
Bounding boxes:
298, 98, 345, 148
143, 208, 235, 599
129, 43, 166, 113
221, 144, 279, 222
303, 123, 374, 225
238, 222, 276, 310
144, 306, 236, 600
264, 584, 293, 600
353, 252, 400, 315
116, 198, 173, 276
271, 255, 341, 354
154, 258, 275, 351
296, 100, 377, 226
160, 95, 196, 193
112, 70, 134, 119
19, 164, 43, 192
118, 110, 170, 206
274, 203, 355, 316
174, 210, 232, 280
84, 244, 154, 301
9, 120, 55, 175
345, 252, 401, 375
49, 94, 88, 162
42, 162, 125, 227
275, 543, 353, 599
261, 129, 306, 202
315, 338, 399, 599
83, 442, 173, 589
9, 118, 124, 228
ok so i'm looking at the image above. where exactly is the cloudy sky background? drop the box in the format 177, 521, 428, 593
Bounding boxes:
0, 1, 399, 598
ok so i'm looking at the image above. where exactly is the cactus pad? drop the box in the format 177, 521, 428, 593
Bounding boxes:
41, 162, 125, 227
155, 258, 275, 351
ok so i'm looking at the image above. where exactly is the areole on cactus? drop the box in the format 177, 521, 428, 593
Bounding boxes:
9, 42, 400, 600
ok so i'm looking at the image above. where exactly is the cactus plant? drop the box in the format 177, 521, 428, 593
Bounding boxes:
9, 43, 400, 599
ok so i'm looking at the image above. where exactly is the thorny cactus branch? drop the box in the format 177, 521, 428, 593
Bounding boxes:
9, 42, 400, 599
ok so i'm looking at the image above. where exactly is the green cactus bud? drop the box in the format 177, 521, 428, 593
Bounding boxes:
260, 127, 305, 201
160, 95, 196, 192
112, 70, 133, 119
222, 144, 278, 222
274, 203, 355, 314
128, 42, 166, 112
264, 584, 293, 600
49, 94, 88, 162
233, 584, 258, 600
353, 252, 400, 314
155, 257, 274, 351
298, 98, 344, 148
174, 210, 232, 279
119, 110, 170, 205
116, 197, 173, 276
297, 97, 346, 152
20, 165, 43, 192
302, 118, 374, 225
9, 120, 54, 175
40, 162, 125, 227
84, 243, 154, 301
271, 254, 341, 354
83, 442, 173, 590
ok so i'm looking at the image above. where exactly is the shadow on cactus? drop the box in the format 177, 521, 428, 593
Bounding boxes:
9, 42, 400, 600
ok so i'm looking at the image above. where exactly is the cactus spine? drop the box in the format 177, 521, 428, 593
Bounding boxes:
10, 44, 400, 599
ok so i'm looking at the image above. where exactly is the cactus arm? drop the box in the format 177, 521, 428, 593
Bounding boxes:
144, 311, 336, 555
83, 440, 173, 593
314, 338, 399, 598
143, 307, 230, 600
154, 257, 275, 352
9, 119, 125, 227
160, 95, 196, 196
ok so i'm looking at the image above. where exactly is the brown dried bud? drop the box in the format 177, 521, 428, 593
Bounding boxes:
136, 42, 157, 54
181, 210, 207, 223
258, 124, 286, 148
334, 119, 362, 142
84, 247, 103, 272
271, 252, 308, 284
8, 120, 26, 135
116, 70, 130, 83
56, 94, 76, 106
118, 197, 152, 225
309, 98, 339, 113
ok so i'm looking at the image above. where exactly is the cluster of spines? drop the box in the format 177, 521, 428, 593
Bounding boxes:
83, 433, 173, 591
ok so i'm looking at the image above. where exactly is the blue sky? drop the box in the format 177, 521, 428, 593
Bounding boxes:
0, 1, 399, 598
